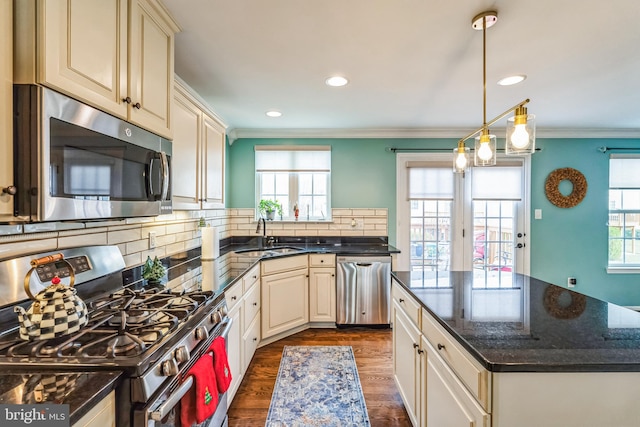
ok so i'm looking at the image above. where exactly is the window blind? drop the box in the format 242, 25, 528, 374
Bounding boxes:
472, 165, 523, 200
610, 155, 640, 188
255, 146, 331, 172
407, 163, 454, 199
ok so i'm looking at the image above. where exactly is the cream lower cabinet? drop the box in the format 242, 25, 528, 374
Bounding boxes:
172, 80, 226, 210
392, 299, 422, 426
242, 269, 261, 370
261, 255, 309, 339
424, 336, 490, 427
71, 390, 116, 427
14, 0, 178, 139
308, 254, 336, 322
225, 281, 243, 404
0, 0, 13, 218
226, 263, 260, 405
393, 278, 489, 427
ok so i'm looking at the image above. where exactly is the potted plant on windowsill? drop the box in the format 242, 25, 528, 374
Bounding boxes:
258, 199, 283, 221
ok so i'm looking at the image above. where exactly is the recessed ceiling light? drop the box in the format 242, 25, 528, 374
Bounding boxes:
325, 76, 349, 87
497, 74, 527, 86
265, 110, 282, 118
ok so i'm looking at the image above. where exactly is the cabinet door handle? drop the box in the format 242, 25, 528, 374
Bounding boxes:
437, 343, 445, 351
399, 298, 404, 303
417, 349, 424, 355
133, 102, 141, 109
122, 96, 132, 104
412, 343, 419, 349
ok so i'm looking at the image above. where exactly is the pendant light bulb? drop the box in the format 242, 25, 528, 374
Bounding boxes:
510, 123, 530, 149
453, 141, 470, 173
506, 106, 536, 155
456, 150, 468, 169
477, 133, 493, 161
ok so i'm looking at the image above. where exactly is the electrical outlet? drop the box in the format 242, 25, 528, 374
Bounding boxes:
149, 231, 157, 249
567, 277, 576, 287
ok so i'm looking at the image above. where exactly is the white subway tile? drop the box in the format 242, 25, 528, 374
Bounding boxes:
108, 229, 142, 245
59, 232, 108, 248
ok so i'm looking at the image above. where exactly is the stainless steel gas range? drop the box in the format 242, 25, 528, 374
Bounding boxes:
0, 245, 231, 427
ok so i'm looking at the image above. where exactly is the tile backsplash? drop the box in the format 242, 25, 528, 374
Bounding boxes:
0, 208, 388, 267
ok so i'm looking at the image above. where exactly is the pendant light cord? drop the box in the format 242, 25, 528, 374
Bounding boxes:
482, 16, 487, 128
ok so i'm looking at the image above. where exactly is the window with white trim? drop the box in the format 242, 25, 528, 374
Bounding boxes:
608, 155, 640, 266
255, 146, 331, 220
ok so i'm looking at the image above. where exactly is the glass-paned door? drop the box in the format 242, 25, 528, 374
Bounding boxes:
470, 163, 526, 289
410, 200, 452, 288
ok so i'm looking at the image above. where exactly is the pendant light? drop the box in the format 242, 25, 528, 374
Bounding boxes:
453, 10, 535, 173
505, 105, 536, 154
473, 11, 497, 167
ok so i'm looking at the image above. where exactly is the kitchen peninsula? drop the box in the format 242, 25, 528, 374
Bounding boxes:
391, 271, 640, 427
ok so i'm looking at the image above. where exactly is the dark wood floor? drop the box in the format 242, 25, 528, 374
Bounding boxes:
228, 328, 412, 427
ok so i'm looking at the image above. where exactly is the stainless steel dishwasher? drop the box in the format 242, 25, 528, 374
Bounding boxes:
336, 255, 391, 326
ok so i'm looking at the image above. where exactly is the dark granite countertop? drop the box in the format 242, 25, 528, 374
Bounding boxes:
392, 271, 640, 373
224, 235, 400, 256
201, 236, 400, 298
0, 370, 123, 425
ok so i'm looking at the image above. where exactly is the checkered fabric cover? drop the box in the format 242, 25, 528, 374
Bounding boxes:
16, 284, 88, 341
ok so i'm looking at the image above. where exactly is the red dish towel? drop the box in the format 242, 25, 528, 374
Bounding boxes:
208, 336, 232, 393
180, 353, 218, 427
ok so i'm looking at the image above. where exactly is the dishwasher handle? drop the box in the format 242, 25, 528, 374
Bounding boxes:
356, 263, 372, 267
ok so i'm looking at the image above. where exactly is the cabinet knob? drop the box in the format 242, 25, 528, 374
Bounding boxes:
320, 260, 324, 263
331, 274, 335, 277
1, 186, 16, 196
122, 96, 132, 104
133, 102, 141, 109
231, 296, 237, 301
253, 337, 257, 342
417, 349, 424, 355
412, 343, 419, 349
437, 343, 445, 351
253, 302, 257, 306
399, 298, 405, 303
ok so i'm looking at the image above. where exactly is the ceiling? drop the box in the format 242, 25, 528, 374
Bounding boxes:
161, 0, 640, 140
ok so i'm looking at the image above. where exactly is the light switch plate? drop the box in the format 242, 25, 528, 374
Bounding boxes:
534, 209, 542, 219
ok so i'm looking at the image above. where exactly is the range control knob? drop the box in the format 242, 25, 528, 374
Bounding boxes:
211, 311, 222, 323
220, 305, 228, 316
174, 346, 190, 363
161, 359, 179, 376
194, 326, 209, 341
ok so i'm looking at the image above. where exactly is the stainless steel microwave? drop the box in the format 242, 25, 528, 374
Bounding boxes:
13, 85, 172, 222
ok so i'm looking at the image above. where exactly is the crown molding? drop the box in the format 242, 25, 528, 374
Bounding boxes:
227, 127, 640, 144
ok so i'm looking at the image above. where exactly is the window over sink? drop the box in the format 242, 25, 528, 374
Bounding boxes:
255, 146, 331, 221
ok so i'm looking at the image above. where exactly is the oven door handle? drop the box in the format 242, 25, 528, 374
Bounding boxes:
149, 317, 233, 422
150, 376, 193, 422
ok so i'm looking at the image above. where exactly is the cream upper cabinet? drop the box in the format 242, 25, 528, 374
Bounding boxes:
14, 0, 178, 139
0, 0, 13, 217
202, 115, 226, 208
171, 80, 226, 210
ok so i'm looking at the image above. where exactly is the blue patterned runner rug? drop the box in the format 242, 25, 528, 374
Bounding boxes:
265, 345, 371, 427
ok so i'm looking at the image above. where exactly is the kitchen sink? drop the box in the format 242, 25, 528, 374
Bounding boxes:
235, 246, 305, 258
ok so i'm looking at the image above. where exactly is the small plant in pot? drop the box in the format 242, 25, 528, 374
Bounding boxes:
142, 256, 166, 287
258, 199, 283, 221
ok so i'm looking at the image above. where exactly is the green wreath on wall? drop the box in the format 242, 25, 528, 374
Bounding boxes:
544, 167, 588, 208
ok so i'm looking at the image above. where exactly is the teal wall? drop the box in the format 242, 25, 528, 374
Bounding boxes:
228, 136, 640, 305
